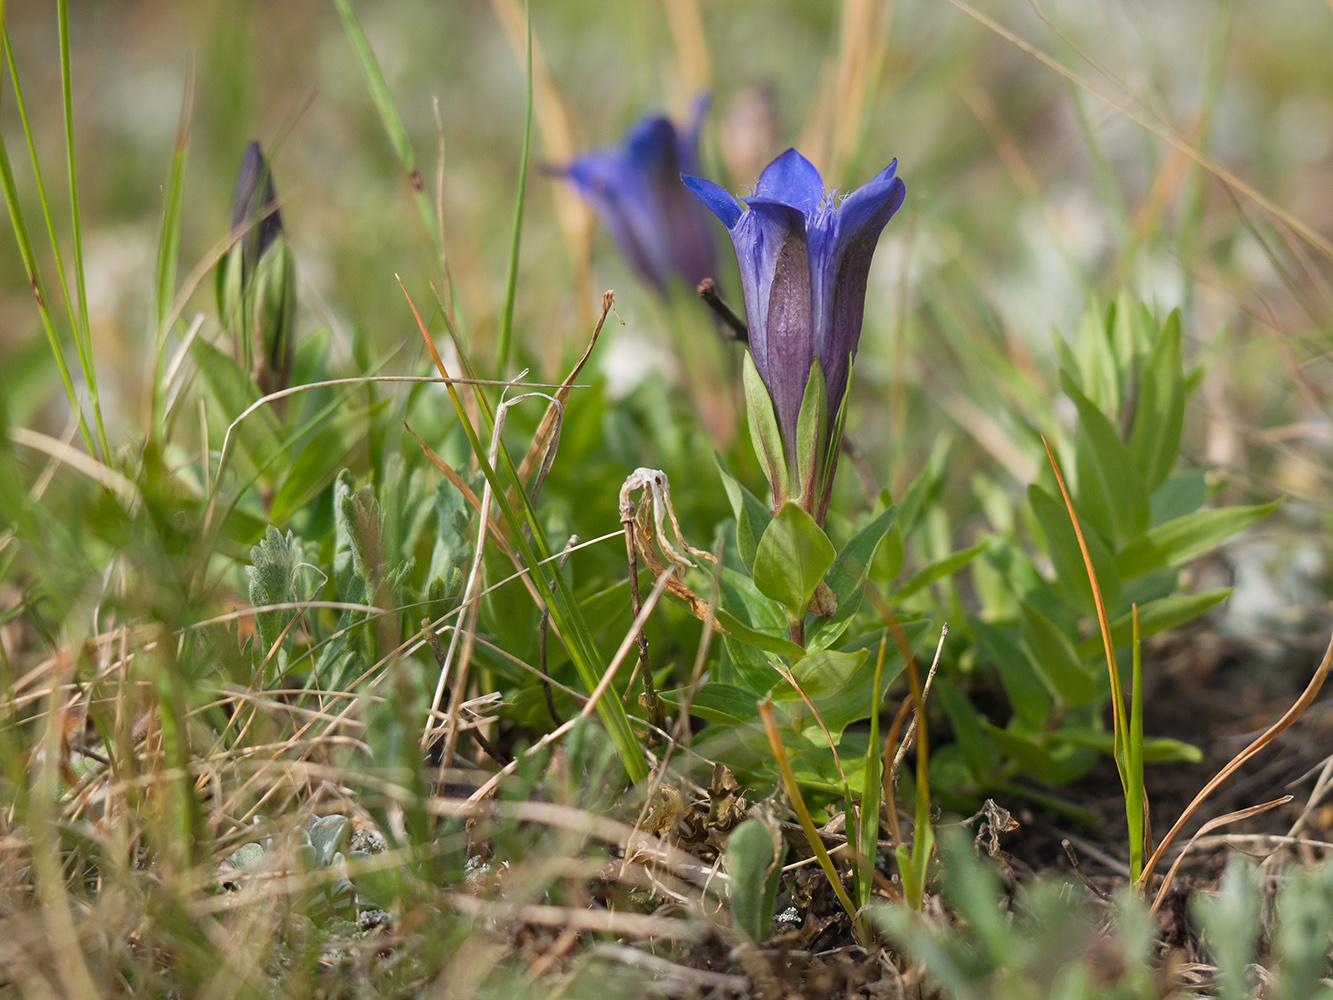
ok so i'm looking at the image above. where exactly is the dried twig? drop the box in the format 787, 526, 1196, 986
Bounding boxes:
696, 278, 749, 343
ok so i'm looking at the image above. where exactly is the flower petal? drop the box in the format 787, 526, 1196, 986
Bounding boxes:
624, 115, 679, 172
564, 152, 665, 286
749, 148, 825, 214
808, 163, 906, 418
732, 199, 812, 447
683, 173, 743, 229
833, 160, 905, 249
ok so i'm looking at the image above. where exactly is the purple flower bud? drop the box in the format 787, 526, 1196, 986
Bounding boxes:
231, 141, 284, 285
557, 96, 717, 292
219, 141, 296, 395
683, 149, 905, 453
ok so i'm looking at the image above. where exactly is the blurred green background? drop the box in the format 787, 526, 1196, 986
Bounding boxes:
3, 0, 1332, 629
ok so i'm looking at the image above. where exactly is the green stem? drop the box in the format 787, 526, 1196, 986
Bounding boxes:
57, 0, 110, 462
494, 0, 532, 379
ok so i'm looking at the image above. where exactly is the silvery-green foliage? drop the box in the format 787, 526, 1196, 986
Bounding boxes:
1192, 856, 1261, 1000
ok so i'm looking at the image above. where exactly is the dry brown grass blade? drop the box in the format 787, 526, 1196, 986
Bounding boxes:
758, 697, 863, 934
445, 893, 708, 940
1139, 629, 1333, 892
1149, 796, 1292, 916
1042, 436, 1127, 781
948, 0, 1333, 264
463, 568, 673, 803
830, 0, 894, 180
799, 0, 894, 179
662, 0, 711, 93
770, 661, 851, 791
515, 290, 612, 488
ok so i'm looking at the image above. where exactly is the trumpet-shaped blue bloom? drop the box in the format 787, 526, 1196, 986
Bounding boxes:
558, 97, 717, 292
683, 149, 905, 454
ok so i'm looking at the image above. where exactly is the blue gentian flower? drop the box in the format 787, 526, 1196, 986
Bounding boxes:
683, 149, 905, 452
683, 149, 905, 518
558, 97, 717, 292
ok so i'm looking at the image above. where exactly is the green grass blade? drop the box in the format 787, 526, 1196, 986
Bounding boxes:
332, 0, 443, 264
403, 289, 647, 782
1127, 603, 1145, 884
494, 0, 532, 379
57, 0, 109, 462
150, 69, 193, 435
856, 630, 888, 909
0, 126, 94, 456
2, 30, 78, 339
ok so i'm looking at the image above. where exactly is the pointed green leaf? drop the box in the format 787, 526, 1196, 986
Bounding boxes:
1020, 601, 1097, 705
715, 452, 772, 573
772, 648, 869, 701
752, 502, 836, 621
934, 676, 1000, 781
1028, 483, 1122, 615
974, 620, 1052, 729
1129, 309, 1185, 493
1061, 369, 1149, 543
1115, 500, 1281, 578
427, 474, 473, 598
806, 504, 897, 651
1049, 727, 1201, 763
727, 818, 783, 940
893, 543, 985, 602
1076, 587, 1232, 658
742, 351, 790, 502
269, 424, 348, 523
659, 683, 762, 725
794, 359, 828, 504
982, 722, 1097, 784
1149, 468, 1206, 527
248, 526, 298, 656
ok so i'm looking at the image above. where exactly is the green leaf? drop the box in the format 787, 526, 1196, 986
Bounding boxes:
1028, 484, 1122, 615
1149, 468, 1207, 526
306, 815, 350, 868
772, 648, 869, 701
1020, 601, 1097, 705
981, 722, 1097, 784
1192, 857, 1260, 1000
427, 474, 473, 599
807, 504, 897, 651
974, 621, 1051, 729
726, 818, 783, 940
269, 424, 348, 523
897, 436, 951, 540
1271, 862, 1333, 1000
933, 676, 1000, 781
1050, 727, 1202, 763
1076, 588, 1232, 658
1073, 298, 1120, 417
794, 359, 828, 503
752, 502, 836, 621
190, 335, 281, 472
659, 683, 760, 725
742, 351, 791, 502
715, 452, 772, 573
893, 543, 985, 602
1061, 369, 1149, 544
247, 526, 298, 657
716, 612, 804, 660
1129, 309, 1186, 493
1115, 500, 1281, 578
